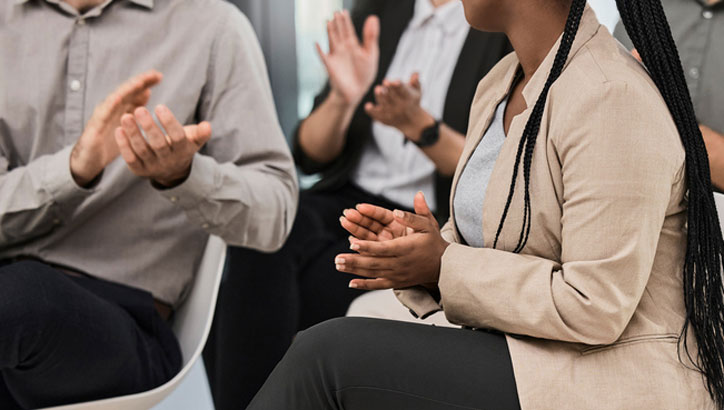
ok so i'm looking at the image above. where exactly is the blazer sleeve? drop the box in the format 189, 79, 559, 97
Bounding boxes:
409, 81, 684, 345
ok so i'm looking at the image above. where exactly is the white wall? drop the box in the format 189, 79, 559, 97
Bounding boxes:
588, 0, 620, 33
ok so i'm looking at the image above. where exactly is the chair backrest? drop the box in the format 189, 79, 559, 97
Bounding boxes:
44, 235, 227, 410
715, 193, 724, 235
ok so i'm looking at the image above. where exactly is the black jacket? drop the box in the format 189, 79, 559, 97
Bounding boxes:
293, 0, 511, 220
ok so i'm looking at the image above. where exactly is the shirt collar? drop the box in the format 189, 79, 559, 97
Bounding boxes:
409, 0, 467, 35
14, 0, 154, 10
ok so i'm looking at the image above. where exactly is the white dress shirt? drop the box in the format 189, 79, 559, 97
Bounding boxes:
352, 0, 470, 212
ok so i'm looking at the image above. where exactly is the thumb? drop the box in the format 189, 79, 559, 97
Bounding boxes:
413, 191, 433, 218
631, 48, 642, 63
410, 72, 421, 91
184, 122, 212, 147
363, 15, 380, 52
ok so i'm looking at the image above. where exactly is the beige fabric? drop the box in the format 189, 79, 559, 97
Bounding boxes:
396, 5, 714, 409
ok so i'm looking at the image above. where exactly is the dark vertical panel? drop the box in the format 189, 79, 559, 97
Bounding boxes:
225, 0, 299, 139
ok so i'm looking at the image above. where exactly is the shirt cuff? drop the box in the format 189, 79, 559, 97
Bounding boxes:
40, 145, 98, 204
157, 154, 219, 221
394, 287, 443, 319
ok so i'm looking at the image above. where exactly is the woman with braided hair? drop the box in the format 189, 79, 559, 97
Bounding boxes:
248, 1, 724, 409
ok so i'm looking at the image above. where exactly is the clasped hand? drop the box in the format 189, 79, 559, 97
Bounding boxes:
336, 192, 450, 290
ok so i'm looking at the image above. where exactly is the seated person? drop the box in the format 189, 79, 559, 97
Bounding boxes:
204, 0, 511, 407
249, 0, 724, 409
0, 0, 297, 408
614, 0, 724, 190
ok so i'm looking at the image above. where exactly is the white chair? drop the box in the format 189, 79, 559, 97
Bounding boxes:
715, 193, 724, 233
45, 235, 227, 410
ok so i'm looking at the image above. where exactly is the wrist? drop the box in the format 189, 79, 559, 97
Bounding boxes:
402, 109, 436, 143
70, 144, 103, 187
153, 165, 192, 189
328, 88, 360, 111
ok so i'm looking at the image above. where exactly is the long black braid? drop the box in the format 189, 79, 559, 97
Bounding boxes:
493, 0, 724, 406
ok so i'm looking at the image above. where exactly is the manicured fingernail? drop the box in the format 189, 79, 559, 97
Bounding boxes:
393, 210, 404, 218
343, 209, 351, 217
350, 243, 360, 251
336, 264, 345, 271
335, 257, 345, 264
349, 282, 358, 289
339, 216, 346, 224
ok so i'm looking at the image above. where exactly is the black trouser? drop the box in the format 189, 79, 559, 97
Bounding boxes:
0, 261, 182, 409
205, 183, 412, 410
248, 317, 521, 410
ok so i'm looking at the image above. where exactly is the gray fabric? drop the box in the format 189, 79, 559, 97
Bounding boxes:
614, 0, 724, 133
0, 0, 298, 306
453, 98, 507, 248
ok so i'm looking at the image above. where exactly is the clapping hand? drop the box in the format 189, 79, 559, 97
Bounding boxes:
336, 192, 450, 290
70, 70, 162, 186
115, 105, 212, 188
365, 73, 436, 143
316, 10, 380, 107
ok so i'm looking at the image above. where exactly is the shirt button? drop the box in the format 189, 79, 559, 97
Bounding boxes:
53, 218, 61, 225
169, 196, 179, 203
69, 79, 82, 92
689, 67, 700, 80
76, 18, 86, 25
202, 223, 210, 229
703, 10, 714, 19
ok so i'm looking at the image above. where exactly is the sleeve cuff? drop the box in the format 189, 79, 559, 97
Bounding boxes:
158, 154, 219, 210
40, 145, 98, 203
394, 287, 443, 319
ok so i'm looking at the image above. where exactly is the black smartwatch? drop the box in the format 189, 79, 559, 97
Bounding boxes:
414, 121, 441, 148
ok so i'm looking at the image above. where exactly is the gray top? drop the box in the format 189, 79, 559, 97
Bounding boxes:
614, 0, 724, 134
453, 98, 507, 248
0, 0, 298, 306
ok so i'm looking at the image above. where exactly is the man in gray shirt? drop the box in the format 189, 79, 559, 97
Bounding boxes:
0, 0, 297, 407
615, 0, 724, 189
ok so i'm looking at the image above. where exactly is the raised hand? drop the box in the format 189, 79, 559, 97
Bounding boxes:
316, 10, 380, 107
114, 105, 212, 188
336, 192, 450, 290
365, 73, 436, 143
70, 70, 162, 186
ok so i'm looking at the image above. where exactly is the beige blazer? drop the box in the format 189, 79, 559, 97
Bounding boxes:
396, 5, 714, 410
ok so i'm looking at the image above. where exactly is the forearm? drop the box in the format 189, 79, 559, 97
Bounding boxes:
297, 91, 357, 164
419, 124, 465, 176
0, 146, 94, 246
158, 153, 298, 252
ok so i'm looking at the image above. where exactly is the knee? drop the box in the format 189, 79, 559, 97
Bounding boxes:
287, 317, 369, 366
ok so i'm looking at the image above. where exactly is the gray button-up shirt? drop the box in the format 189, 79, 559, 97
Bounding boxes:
614, 0, 724, 133
0, 0, 298, 306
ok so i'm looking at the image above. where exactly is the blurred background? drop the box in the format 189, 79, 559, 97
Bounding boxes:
227, 0, 620, 139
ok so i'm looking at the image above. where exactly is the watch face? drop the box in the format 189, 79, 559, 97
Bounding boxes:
418, 122, 441, 147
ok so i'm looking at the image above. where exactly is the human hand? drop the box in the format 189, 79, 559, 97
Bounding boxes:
701, 124, 724, 191
114, 105, 212, 188
364, 73, 436, 143
336, 192, 449, 290
631, 48, 642, 63
70, 70, 162, 186
316, 10, 380, 107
